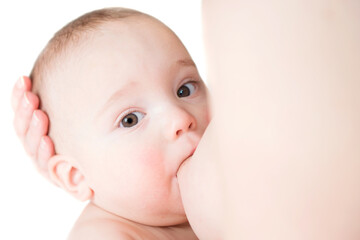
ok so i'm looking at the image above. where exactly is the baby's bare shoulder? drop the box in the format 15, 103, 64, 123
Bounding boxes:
68, 218, 135, 240
68, 203, 140, 240
67, 203, 193, 240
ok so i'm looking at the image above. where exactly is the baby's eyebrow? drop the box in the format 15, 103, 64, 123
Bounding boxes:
96, 82, 137, 118
177, 58, 196, 68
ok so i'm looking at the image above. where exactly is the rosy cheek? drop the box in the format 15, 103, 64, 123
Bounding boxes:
132, 147, 169, 192
134, 146, 163, 169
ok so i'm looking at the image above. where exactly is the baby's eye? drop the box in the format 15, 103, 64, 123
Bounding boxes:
177, 82, 196, 98
119, 111, 145, 128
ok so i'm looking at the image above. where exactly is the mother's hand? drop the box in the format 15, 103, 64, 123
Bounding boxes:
11, 76, 55, 179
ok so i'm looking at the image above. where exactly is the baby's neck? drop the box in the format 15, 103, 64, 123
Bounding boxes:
68, 202, 198, 240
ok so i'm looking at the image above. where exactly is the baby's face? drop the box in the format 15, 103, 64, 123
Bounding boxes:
54, 17, 210, 225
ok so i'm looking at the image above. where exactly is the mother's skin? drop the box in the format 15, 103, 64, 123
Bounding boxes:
178, 0, 360, 239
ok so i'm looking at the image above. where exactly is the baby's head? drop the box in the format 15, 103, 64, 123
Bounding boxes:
30, 8, 210, 226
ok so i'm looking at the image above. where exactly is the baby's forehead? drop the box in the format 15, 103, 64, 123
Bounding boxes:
53, 16, 159, 71
64, 16, 174, 68
51, 15, 186, 95
56, 14, 161, 62
90, 15, 164, 38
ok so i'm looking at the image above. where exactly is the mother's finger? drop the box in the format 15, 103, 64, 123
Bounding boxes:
25, 110, 49, 158
13, 92, 39, 141
37, 136, 55, 181
11, 76, 32, 111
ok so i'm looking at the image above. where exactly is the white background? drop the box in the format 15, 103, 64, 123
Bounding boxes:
0, 1, 204, 239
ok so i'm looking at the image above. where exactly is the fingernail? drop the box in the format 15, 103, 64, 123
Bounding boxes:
16, 76, 25, 89
31, 111, 40, 127
22, 92, 30, 108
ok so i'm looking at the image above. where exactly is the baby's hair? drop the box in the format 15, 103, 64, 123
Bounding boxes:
29, 7, 147, 154
31, 7, 144, 98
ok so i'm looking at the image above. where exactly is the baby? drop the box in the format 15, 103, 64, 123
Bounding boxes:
29, 7, 210, 239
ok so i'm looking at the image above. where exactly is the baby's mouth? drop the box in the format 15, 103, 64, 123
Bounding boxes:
177, 149, 196, 176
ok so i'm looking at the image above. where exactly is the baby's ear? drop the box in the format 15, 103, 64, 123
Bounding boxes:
48, 155, 93, 202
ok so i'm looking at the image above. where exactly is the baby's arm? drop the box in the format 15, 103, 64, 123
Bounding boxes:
67, 203, 134, 240
67, 203, 182, 240
68, 219, 133, 240
11, 76, 55, 179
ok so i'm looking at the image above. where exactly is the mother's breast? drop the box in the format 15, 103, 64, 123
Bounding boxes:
177, 121, 224, 240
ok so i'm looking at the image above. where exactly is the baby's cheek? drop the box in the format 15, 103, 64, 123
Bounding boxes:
136, 146, 161, 163
133, 146, 165, 178
132, 147, 174, 203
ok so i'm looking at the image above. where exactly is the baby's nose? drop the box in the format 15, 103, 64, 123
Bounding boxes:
163, 107, 196, 141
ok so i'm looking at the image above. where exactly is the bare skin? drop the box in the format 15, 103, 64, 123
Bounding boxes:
178, 0, 360, 239
12, 14, 206, 239
12, 1, 360, 239
11, 76, 54, 179
68, 202, 196, 240
11, 79, 198, 240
